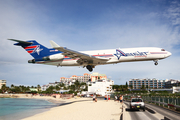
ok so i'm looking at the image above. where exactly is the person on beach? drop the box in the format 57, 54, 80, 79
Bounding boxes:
108, 95, 110, 100
114, 95, 117, 101
93, 94, 97, 102
104, 95, 107, 101
119, 95, 123, 104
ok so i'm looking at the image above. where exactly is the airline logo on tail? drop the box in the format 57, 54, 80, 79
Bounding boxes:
24, 45, 43, 55
114, 49, 148, 60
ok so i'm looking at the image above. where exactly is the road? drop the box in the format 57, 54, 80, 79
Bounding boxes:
124, 101, 164, 120
145, 103, 180, 120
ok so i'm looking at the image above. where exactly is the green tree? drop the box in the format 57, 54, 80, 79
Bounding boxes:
74, 80, 80, 92
37, 84, 41, 92
1, 84, 8, 93
69, 85, 75, 91
55, 85, 60, 91
11, 84, 14, 88
129, 85, 133, 89
112, 85, 119, 92
58, 83, 65, 90
141, 84, 145, 90
125, 82, 128, 89
46, 86, 55, 94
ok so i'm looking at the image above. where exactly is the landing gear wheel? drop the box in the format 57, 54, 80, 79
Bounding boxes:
154, 62, 158, 65
86, 65, 93, 72
154, 60, 158, 66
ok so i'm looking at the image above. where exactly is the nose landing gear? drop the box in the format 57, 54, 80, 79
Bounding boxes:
154, 60, 158, 65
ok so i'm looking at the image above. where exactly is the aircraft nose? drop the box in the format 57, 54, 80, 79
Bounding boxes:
167, 51, 172, 57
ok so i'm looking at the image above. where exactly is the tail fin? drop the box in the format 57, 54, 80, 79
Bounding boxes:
8, 39, 61, 59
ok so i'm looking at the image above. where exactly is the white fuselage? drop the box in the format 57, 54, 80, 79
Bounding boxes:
36, 47, 171, 67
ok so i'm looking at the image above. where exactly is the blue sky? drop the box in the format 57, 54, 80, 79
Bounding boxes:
0, 0, 180, 87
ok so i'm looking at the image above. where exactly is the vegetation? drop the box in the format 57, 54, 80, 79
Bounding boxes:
112, 84, 129, 92
0, 81, 89, 95
112, 84, 180, 98
0, 84, 31, 93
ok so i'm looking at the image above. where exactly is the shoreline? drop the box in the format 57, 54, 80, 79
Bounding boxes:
0, 94, 94, 119
1, 94, 123, 120
0, 93, 68, 104
0, 94, 68, 120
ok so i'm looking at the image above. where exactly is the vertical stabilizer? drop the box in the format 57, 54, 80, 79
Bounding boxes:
8, 39, 61, 59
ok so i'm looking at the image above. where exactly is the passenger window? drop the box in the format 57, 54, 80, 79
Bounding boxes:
161, 49, 165, 51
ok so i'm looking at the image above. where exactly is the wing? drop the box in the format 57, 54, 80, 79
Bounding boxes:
49, 40, 109, 64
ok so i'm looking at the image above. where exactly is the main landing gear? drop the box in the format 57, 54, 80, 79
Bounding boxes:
154, 60, 158, 65
86, 65, 93, 72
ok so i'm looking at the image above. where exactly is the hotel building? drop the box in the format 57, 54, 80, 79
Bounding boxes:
41, 72, 108, 91
60, 72, 107, 84
129, 78, 166, 89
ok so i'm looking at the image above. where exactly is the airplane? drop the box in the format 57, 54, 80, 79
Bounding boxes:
8, 39, 172, 72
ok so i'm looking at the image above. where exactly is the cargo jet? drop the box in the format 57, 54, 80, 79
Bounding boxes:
8, 39, 171, 72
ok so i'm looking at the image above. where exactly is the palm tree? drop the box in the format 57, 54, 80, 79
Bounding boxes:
74, 80, 80, 92
58, 83, 65, 90
46, 86, 55, 94
80, 82, 86, 90
11, 84, 14, 88
1, 84, 8, 93
37, 84, 41, 92
69, 85, 75, 91
141, 84, 145, 90
125, 82, 128, 89
55, 85, 60, 91
129, 85, 133, 89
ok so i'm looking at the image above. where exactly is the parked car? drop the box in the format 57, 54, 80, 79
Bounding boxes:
130, 97, 145, 111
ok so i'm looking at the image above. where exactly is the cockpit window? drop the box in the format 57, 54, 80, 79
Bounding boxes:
161, 49, 165, 51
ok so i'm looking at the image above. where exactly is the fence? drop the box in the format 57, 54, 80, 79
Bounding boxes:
123, 95, 180, 109
142, 96, 180, 109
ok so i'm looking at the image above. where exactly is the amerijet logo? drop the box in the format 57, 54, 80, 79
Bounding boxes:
24, 45, 43, 55
33, 45, 43, 55
114, 49, 148, 60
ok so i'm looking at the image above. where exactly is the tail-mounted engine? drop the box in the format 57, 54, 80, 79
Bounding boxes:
43, 54, 64, 61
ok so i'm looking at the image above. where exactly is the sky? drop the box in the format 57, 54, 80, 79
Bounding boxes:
0, 0, 180, 87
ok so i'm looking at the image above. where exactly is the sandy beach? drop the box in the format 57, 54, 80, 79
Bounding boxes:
0, 94, 123, 120
22, 97, 122, 120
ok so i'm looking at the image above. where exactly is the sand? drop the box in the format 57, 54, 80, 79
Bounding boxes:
22, 97, 122, 120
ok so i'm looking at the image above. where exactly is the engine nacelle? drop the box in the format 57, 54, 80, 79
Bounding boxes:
43, 54, 64, 61
28, 59, 35, 63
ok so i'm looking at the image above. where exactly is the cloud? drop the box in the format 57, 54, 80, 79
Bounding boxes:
164, 1, 180, 26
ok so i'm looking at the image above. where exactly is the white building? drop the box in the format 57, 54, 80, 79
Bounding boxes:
41, 85, 50, 91
41, 82, 61, 91
88, 79, 114, 96
0, 80, 6, 89
150, 86, 180, 94
172, 86, 180, 93
129, 78, 166, 89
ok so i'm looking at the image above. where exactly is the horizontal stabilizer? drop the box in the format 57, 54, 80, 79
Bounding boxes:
8, 39, 33, 46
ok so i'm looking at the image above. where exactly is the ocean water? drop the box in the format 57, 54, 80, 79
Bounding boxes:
0, 98, 57, 120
